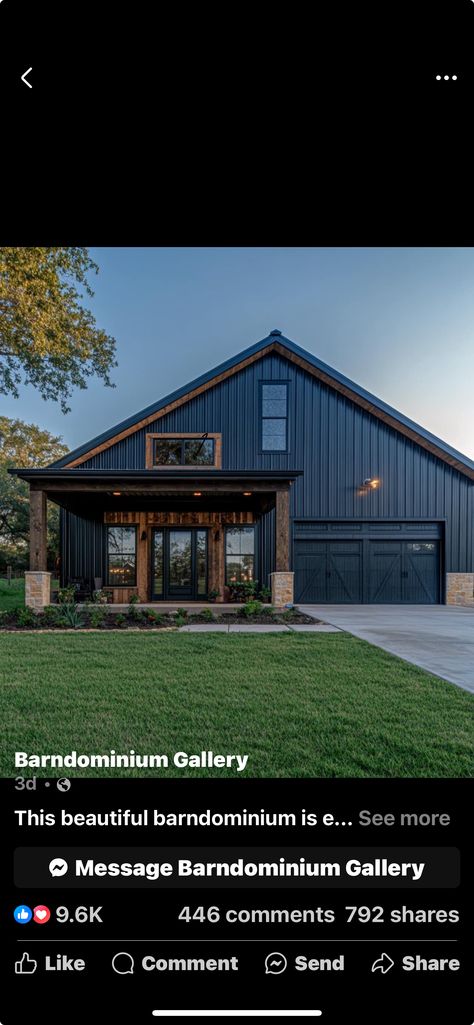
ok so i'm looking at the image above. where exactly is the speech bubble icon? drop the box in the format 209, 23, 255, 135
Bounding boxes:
112, 952, 134, 975
264, 951, 287, 974
49, 858, 68, 877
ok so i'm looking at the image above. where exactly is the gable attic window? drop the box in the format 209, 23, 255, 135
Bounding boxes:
261, 382, 289, 451
147, 434, 222, 469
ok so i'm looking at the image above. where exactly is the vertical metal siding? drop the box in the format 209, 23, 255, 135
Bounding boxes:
67, 351, 473, 576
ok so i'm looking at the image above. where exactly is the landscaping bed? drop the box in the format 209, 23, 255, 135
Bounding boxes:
0, 603, 319, 631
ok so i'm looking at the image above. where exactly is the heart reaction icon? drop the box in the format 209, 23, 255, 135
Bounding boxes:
33, 905, 51, 924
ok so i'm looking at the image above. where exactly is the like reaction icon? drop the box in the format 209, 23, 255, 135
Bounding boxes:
15, 953, 37, 974
13, 905, 32, 924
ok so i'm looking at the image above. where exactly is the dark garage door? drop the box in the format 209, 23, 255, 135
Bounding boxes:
294, 538, 440, 604
368, 541, 439, 603
294, 542, 363, 603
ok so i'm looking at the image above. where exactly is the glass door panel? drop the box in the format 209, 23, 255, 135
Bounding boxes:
196, 530, 207, 597
168, 530, 193, 596
152, 530, 164, 598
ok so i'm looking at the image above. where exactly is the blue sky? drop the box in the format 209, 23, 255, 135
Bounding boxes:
3, 247, 474, 459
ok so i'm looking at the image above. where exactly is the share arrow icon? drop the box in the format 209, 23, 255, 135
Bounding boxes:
371, 952, 395, 974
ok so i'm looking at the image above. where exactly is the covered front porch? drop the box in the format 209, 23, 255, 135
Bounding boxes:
12, 469, 302, 609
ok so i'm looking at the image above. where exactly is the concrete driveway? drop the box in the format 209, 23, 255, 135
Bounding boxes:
297, 605, 474, 693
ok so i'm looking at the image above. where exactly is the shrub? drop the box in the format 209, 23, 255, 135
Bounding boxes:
174, 610, 188, 627
146, 611, 163, 626
114, 614, 127, 628
89, 606, 107, 628
242, 600, 263, 617
280, 608, 298, 621
129, 593, 139, 604
200, 608, 214, 622
58, 603, 83, 629
15, 607, 37, 628
41, 605, 62, 628
208, 588, 220, 601
92, 589, 109, 604
128, 601, 143, 621
57, 585, 77, 604
259, 585, 272, 602
228, 580, 259, 602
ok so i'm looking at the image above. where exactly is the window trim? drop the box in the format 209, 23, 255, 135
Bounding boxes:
146, 433, 222, 469
224, 525, 256, 586
259, 381, 289, 454
105, 524, 138, 587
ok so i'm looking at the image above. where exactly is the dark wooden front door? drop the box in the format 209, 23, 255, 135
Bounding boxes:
151, 528, 208, 600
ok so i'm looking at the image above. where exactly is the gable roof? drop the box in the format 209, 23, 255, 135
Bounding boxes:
52, 329, 474, 481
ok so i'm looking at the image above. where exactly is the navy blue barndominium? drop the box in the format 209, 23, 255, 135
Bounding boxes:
11, 330, 474, 609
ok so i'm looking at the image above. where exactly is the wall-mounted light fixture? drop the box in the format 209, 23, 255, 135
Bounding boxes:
243, 491, 252, 496
362, 478, 380, 490
112, 491, 121, 496
193, 491, 202, 497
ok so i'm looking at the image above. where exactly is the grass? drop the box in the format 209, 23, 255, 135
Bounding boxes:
0, 578, 59, 613
0, 632, 473, 778
0, 578, 26, 612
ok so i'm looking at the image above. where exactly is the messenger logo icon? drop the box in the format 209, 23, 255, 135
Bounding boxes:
49, 858, 69, 877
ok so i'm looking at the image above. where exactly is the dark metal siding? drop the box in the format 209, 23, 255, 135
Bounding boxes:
67, 352, 474, 585
60, 508, 104, 588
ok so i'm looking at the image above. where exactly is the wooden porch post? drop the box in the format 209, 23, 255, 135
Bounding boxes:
271, 487, 293, 606
25, 487, 51, 609
30, 488, 48, 571
275, 488, 290, 571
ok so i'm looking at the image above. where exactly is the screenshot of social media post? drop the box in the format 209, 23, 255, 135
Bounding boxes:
0, 246, 473, 1025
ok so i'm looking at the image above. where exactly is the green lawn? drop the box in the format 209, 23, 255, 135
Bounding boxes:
1, 632, 472, 777
0, 578, 59, 612
0, 578, 26, 612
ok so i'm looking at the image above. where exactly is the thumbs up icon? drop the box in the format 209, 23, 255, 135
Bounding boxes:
15, 953, 37, 974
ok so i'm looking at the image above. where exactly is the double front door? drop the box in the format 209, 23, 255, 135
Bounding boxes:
151, 528, 208, 600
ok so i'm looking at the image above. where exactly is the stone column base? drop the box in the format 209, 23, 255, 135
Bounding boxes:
25, 571, 52, 611
270, 571, 294, 607
446, 573, 474, 607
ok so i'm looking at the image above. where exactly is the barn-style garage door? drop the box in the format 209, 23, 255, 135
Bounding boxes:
294, 523, 441, 604
368, 541, 439, 603
294, 542, 363, 603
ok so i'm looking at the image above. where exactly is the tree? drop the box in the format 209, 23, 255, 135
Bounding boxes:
0, 417, 69, 573
0, 248, 117, 413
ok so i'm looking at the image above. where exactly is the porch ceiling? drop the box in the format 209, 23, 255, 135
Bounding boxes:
9, 467, 303, 516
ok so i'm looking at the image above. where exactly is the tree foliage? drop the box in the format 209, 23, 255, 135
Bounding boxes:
0, 247, 117, 412
0, 417, 68, 572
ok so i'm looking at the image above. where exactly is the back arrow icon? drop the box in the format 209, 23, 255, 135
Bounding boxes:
371, 952, 395, 974
21, 67, 33, 88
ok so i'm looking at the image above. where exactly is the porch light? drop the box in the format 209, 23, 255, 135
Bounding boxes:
193, 491, 202, 496
112, 491, 121, 496
362, 478, 380, 490
243, 491, 252, 496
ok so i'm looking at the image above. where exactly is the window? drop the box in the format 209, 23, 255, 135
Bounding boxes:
153, 437, 215, 466
106, 526, 137, 586
225, 526, 255, 584
261, 383, 288, 451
